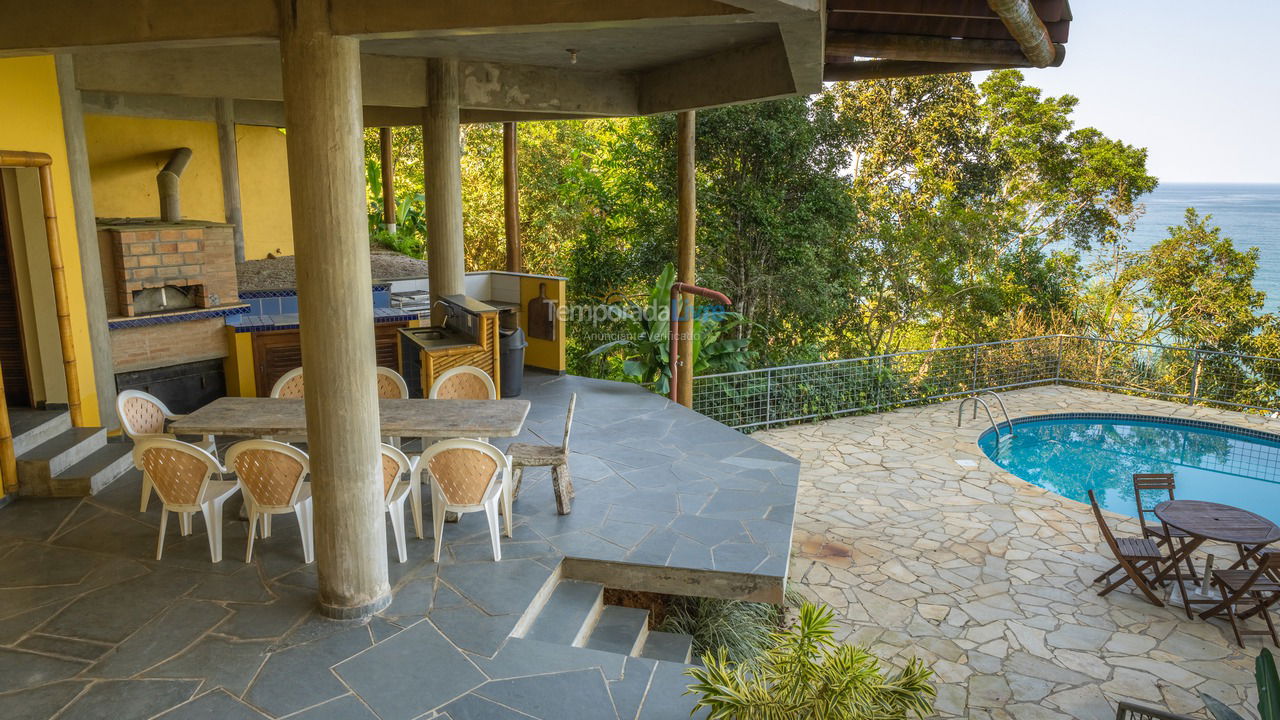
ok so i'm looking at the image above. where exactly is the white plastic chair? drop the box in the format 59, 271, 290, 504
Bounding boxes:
224, 440, 314, 564
428, 366, 496, 401
133, 438, 238, 562
380, 443, 413, 563
269, 367, 306, 399
376, 367, 409, 399
412, 439, 511, 562
117, 389, 216, 512
376, 367, 409, 447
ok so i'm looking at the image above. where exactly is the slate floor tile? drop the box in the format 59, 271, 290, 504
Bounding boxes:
58, 679, 201, 720
88, 599, 230, 678
154, 689, 269, 719
286, 693, 379, 719
0, 679, 88, 720
219, 585, 315, 640
0, 543, 98, 588
0, 498, 82, 541
473, 637, 625, 682
609, 656, 657, 720
428, 605, 519, 657
244, 626, 372, 718
334, 620, 484, 720
16, 633, 110, 661
42, 566, 204, 643
440, 693, 535, 719
636, 662, 707, 720
146, 636, 271, 695
476, 668, 616, 720
190, 565, 274, 603
439, 559, 553, 616
0, 647, 88, 693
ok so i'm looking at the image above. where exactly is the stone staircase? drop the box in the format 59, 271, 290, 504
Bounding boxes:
13, 409, 133, 497
519, 579, 695, 664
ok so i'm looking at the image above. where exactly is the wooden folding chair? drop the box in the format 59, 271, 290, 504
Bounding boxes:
1132, 474, 1198, 580
1089, 490, 1169, 607
1114, 701, 1197, 720
1199, 552, 1280, 647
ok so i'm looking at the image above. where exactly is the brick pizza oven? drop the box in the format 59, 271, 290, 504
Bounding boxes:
98, 219, 244, 412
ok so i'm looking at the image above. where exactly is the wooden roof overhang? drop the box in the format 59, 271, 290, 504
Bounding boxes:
824, 0, 1072, 81
0, 0, 827, 126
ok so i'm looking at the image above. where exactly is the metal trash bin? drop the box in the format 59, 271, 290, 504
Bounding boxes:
499, 327, 527, 397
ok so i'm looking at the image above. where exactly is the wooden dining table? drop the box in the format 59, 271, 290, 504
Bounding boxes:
1151, 499, 1280, 618
169, 396, 531, 439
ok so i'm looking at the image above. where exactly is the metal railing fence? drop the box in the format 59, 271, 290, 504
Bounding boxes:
692, 335, 1280, 430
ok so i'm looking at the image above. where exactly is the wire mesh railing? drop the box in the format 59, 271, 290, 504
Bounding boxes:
692, 335, 1280, 430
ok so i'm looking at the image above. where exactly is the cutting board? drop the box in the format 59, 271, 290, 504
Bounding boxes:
527, 282, 557, 341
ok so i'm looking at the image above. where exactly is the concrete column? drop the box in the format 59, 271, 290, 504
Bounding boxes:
54, 55, 117, 429
503, 122, 521, 273
423, 58, 465, 322
279, 1, 389, 619
676, 111, 696, 408
214, 98, 246, 263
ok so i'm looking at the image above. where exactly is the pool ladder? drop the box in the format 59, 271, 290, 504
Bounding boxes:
957, 391, 1014, 439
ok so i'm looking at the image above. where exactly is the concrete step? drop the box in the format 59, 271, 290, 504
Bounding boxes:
584, 605, 649, 656
18, 427, 106, 479
639, 631, 694, 664
49, 443, 135, 496
525, 580, 604, 646
11, 409, 72, 457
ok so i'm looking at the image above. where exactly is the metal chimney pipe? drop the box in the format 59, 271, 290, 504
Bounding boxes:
157, 147, 193, 221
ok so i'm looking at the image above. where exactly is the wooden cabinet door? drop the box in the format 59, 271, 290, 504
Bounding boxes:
251, 322, 407, 397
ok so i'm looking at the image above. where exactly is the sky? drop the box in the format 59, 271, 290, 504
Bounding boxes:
995, 1, 1280, 184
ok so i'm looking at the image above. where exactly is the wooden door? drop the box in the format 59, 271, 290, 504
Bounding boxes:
251, 322, 407, 397
0, 185, 31, 407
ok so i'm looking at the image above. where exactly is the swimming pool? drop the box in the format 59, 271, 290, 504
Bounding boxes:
978, 413, 1280, 525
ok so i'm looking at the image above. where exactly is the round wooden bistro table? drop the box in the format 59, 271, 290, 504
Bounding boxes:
1152, 500, 1280, 618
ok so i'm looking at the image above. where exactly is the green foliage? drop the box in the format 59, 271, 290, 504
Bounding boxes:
657, 589, 805, 665
1203, 648, 1279, 720
685, 602, 935, 720
587, 264, 752, 394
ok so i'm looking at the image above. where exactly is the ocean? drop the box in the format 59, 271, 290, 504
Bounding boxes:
1122, 183, 1280, 306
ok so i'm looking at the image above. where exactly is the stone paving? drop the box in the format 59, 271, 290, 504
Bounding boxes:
0, 373, 797, 719
758, 385, 1271, 720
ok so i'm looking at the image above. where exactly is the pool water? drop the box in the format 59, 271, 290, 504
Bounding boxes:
978, 415, 1280, 525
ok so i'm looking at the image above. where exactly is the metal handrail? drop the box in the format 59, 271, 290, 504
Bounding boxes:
957, 396, 1000, 439
977, 390, 1013, 435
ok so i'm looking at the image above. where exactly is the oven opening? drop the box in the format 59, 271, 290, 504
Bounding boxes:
132, 284, 200, 315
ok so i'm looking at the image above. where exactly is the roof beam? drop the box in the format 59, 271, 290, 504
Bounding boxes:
639, 35, 795, 114
825, 30, 1063, 66
823, 59, 1019, 82
986, 0, 1055, 67
72, 46, 638, 117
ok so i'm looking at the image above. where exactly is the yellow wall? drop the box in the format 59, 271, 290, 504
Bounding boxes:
84, 115, 226, 223
0, 56, 101, 427
520, 276, 566, 373
84, 115, 294, 260
236, 125, 294, 259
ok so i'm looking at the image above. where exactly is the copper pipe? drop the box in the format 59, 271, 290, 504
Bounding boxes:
378, 128, 396, 231
668, 282, 731, 403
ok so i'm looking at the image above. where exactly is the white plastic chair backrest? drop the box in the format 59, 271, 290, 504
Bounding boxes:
561, 393, 577, 453
225, 440, 309, 510
429, 366, 495, 400
271, 367, 305, 399
117, 389, 172, 438
417, 438, 504, 506
379, 443, 411, 502
135, 438, 223, 507
376, 367, 409, 399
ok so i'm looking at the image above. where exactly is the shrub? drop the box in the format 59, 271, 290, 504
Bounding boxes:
685, 602, 935, 720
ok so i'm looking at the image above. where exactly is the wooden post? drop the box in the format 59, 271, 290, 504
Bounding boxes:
54, 54, 116, 428
0, 355, 13, 492
675, 111, 696, 408
424, 58, 465, 323
215, 98, 246, 263
278, 1, 389, 619
378, 127, 396, 233
503, 121, 521, 272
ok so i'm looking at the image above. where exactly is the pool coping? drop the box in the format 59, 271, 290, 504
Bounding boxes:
977, 410, 1280, 446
